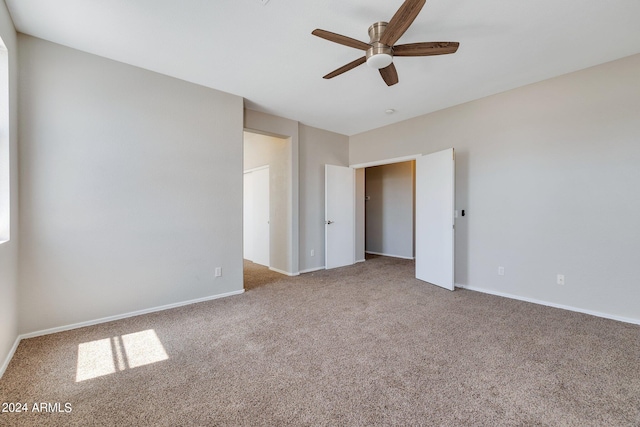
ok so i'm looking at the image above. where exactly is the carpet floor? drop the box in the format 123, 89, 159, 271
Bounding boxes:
1, 255, 639, 426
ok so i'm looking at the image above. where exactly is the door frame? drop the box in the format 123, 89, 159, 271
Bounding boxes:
351, 154, 423, 264
350, 154, 423, 170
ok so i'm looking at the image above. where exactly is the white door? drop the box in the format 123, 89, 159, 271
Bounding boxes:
252, 167, 270, 267
243, 172, 254, 261
415, 148, 455, 290
325, 165, 355, 269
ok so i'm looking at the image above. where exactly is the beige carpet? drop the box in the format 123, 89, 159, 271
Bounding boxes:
1, 256, 639, 426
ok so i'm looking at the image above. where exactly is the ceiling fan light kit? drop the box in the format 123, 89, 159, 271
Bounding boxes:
366, 22, 393, 69
312, 0, 459, 86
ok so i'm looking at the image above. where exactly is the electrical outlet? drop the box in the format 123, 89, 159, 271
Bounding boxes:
310, 249, 315, 257
557, 274, 565, 285
215, 267, 222, 277
498, 266, 505, 276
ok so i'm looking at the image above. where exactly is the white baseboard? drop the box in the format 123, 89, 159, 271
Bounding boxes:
365, 251, 414, 260
269, 267, 300, 277
19, 289, 245, 340
2, 289, 245, 378
355, 259, 366, 263
455, 284, 640, 326
1, 289, 244, 378
0, 335, 21, 379
299, 266, 325, 274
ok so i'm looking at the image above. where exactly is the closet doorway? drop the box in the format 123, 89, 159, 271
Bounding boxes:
364, 161, 416, 261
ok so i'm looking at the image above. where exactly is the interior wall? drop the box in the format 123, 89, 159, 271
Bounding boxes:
364, 162, 414, 259
18, 35, 244, 334
350, 54, 640, 323
244, 132, 288, 171
298, 124, 349, 272
0, 1, 19, 374
243, 131, 288, 269
244, 110, 299, 275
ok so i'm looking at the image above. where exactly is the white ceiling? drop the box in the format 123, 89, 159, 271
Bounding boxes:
6, 0, 640, 135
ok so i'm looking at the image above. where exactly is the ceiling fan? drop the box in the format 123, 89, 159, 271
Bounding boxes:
312, 0, 459, 86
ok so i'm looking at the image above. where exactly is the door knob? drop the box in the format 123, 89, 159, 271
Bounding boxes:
325, 220, 334, 225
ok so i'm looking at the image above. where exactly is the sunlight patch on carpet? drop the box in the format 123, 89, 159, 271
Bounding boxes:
76, 329, 168, 382
120, 330, 169, 368
75, 338, 115, 382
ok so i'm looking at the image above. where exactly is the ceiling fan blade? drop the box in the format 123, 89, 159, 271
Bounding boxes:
380, 0, 426, 46
379, 63, 399, 86
393, 42, 459, 56
323, 56, 367, 79
312, 29, 371, 51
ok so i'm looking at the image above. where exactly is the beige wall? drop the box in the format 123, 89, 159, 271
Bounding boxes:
0, 0, 19, 374
350, 54, 640, 323
244, 132, 288, 171
18, 35, 244, 334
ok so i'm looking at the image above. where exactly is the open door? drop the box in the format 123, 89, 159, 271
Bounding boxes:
243, 167, 270, 267
415, 148, 455, 290
252, 167, 270, 267
325, 165, 355, 269
243, 171, 254, 261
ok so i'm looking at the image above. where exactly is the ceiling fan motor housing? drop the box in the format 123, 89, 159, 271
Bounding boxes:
366, 21, 393, 69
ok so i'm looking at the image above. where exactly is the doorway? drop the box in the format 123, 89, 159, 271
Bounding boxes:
243, 130, 293, 284
364, 161, 415, 261
325, 149, 455, 290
